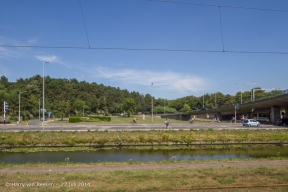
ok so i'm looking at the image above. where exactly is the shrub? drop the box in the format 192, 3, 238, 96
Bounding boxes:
69, 116, 81, 123
75, 116, 112, 122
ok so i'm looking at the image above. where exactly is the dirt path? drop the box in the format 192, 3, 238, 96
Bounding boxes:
1, 160, 288, 174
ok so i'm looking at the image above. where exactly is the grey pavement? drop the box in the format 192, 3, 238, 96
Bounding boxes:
0, 121, 284, 131
0, 121, 287, 131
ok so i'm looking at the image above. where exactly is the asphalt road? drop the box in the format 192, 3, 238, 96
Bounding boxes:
0, 121, 284, 131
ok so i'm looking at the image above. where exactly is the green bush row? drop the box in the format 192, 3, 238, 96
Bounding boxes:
69, 116, 111, 123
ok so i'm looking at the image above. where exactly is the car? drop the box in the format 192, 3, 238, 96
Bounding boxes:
276, 118, 288, 126
242, 119, 260, 127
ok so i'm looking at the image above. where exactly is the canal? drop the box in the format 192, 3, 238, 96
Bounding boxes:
0, 146, 287, 164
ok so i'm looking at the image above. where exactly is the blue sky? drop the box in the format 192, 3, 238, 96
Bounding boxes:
1, 0, 288, 100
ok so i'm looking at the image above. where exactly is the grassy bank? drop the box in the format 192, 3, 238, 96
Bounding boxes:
1, 129, 287, 147
48, 115, 219, 125
1, 164, 288, 192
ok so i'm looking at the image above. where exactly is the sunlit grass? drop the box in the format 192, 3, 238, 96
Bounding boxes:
48, 115, 224, 125
1, 165, 288, 192
1, 129, 288, 147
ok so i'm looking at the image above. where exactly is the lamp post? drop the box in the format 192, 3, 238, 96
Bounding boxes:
39, 99, 40, 120
164, 99, 165, 114
214, 93, 217, 108
42, 61, 49, 130
236, 83, 242, 104
247, 82, 256, 102
203, 94, 204, 108
18, 91, 27, 122
151, 83, 153, 124
200, 93, 204, 108
253, 88, 286, 101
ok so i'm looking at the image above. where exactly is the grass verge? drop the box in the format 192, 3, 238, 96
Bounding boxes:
1, 129, 287, 147
1, 164, 288, 192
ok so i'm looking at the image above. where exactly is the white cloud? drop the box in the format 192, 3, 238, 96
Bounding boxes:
27, 37, 38, 45
35, 55, 72, 68
35, 55, 58, 62
0, 46, 18, 59
94, 67, 208, 93
0, 63, 11, 77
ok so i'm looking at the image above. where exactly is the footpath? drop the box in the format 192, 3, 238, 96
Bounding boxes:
1, 160, 288, 174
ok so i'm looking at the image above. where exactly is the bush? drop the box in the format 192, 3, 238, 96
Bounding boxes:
69, 116, 81, 123
69, 116, 111, 123
83, 116, 111, 122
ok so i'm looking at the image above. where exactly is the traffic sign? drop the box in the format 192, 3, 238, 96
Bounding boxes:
235, 103, 240, 109
4, 101, 9, 111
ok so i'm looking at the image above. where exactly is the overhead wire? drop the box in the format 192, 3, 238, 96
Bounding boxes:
1, 0, 288, 55
218, 6, 225, 52
1, 44, 288, 55
78, 0, 91, 48
149, 0, 288, 13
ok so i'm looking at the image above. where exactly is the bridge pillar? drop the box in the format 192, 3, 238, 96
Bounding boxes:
270, 106, 280, 123
216, 113, 222, 121
284, 107, 288, 118
247, 112, 253, 119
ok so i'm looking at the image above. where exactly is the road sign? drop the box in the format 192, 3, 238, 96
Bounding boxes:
235, 103, 240, 110
3, 101, 9, 112
4, 101, 9, 111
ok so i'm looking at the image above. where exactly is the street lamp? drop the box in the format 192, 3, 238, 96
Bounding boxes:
200, 92, 204, 108
253, 88, 287, 101
18, 91, 27, 122
39, 99, 40, 120
42, 61, 49, 130
163, 99, 165, 114
214, 93, 217, 108
236, 83, 242, 104
247, 82, 256, 102
151, 83, 153, 124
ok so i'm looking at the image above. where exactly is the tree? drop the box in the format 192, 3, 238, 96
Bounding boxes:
123, 98, 136, 117
74, 99, 86, 116
55, 102, 70, 120
182, 103, 191, 111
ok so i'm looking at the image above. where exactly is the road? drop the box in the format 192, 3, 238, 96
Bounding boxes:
0, 121, 284, 131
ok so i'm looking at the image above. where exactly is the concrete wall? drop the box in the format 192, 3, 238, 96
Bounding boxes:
270, 107, 280, 123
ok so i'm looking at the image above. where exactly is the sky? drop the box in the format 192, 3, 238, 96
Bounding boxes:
0, 0, 288, 100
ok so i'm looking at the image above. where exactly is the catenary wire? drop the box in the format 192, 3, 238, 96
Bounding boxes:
1, 1, 287, 55
149, 0, 288, 13
218, 6, 225, 52
1, 44, 288, 55
78, 0, 91, 48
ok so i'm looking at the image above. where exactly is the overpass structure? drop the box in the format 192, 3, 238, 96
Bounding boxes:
162, 90, 288, 124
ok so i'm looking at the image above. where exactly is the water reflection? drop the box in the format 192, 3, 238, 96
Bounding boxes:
0, 147, 287, 164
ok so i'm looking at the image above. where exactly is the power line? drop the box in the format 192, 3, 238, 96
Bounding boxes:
78, 0, 90, 48
149, 0, 288, 13
218, 6, 225, 52
1, 44, 288, 55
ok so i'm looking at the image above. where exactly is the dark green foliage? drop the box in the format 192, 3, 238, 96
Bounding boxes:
81, 116, 111, 122
69, 116, 111, 123
0, 75, 276, 120
69, 116, 81, 123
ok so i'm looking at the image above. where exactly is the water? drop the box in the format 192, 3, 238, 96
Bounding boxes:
0, 147, 287, 164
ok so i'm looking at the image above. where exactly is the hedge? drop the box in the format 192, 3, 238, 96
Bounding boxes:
69, 116, 81, 123
69, 116, 111, 123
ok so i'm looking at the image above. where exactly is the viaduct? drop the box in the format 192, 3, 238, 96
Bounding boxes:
162, 90, 288, 124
